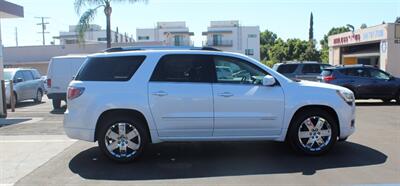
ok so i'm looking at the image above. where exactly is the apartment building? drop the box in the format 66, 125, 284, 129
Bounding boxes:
136, 22, 194, 46
202, 21, 260, 60
54, 24, 134, 45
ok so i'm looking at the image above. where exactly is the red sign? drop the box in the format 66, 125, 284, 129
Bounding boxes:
333, 34, 361, 45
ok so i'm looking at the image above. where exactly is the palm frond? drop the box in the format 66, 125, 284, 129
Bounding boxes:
76, 6, 102, 44
74, 0, 106, 14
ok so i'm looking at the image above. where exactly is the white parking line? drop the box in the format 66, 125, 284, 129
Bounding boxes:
0, 139, 76, 143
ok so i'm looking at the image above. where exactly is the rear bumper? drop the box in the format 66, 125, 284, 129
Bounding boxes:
47, 93, 66, 100
64, 110, 95, 142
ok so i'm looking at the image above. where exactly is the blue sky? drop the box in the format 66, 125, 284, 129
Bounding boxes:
1, 0, 399, 47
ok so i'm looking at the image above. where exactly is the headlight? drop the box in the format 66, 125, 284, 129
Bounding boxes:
336, 90, 354, 104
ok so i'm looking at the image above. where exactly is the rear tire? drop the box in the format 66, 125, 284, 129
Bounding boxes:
52, 99, 61, 109
34, 90, 43, 103
97, 115, 149, 163
287, 109, 338, 155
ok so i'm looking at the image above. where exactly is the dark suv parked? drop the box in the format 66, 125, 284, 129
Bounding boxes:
320, 65, 400, 103
273, 62, 331, 81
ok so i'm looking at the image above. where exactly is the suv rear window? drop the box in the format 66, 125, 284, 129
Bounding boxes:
75, 56, 145, 81
321, 69, 333, 76
276, 64, 298, 74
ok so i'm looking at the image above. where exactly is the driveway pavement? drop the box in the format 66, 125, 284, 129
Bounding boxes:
0, 98, 399, 185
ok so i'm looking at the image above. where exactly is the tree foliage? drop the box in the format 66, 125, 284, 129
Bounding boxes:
74, 0, 147, 47
309, 12, 314, 41
319, 26, 350, 63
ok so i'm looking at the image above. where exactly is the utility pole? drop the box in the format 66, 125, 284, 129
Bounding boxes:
15, 27, 18, 46
35, 17, 50, 45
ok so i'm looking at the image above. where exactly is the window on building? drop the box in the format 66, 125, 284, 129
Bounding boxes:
248, 34, 257, 38
138, 36, 150, 40
245, 49, 254, 56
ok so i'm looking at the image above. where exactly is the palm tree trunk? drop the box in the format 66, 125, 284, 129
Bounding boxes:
104, 4, 112, 48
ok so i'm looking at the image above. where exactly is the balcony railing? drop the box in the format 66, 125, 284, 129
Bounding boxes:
203, 40, 233, 47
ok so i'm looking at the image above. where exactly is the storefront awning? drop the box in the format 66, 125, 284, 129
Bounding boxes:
343, 52, 380, 58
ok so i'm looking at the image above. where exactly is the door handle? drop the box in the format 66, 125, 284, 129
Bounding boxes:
152, 91, 168, 97
218, 92, 234, 97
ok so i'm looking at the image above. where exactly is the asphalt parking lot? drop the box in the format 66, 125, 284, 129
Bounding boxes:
0, 97, 399, 185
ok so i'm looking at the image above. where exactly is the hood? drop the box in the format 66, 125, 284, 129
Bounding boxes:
297, 80, 351, 92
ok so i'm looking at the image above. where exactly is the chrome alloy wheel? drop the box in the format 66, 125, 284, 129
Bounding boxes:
104, 123, 141, 158
298, 116, 332, 152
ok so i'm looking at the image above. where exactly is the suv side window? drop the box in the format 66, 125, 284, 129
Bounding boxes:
213, 56, 267, 85
302, 64, 322, 74
150, 54, 214, 83
75, 56, 146, 81
22, 71, 34, 81
276, 64, 298, 74
340, 68, 370, 77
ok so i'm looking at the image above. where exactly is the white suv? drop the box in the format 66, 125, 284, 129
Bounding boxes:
64, 47, 355, 162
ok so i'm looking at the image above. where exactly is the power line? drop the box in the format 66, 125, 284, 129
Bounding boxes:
35, 17, 50, 45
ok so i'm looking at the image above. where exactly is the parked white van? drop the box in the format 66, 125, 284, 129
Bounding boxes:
47, 55, 87, 109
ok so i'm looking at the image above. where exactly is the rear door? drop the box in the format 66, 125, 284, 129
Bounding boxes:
211, 56, 285, 137
148, 54, 214, 137
21, 70, 36, 99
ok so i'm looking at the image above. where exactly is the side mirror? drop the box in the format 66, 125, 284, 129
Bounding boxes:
14, 78, 23, 83
262, 75, 276, 86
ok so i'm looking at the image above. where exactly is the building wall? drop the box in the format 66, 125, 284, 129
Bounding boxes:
3, 42, 162, 75
385, 24, 400, 77
204, 21, 260, 60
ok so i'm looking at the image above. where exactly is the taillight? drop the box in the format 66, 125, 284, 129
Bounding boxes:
47, 79, 51, 88
67, 87, 85, 100
323, 75, 335, 82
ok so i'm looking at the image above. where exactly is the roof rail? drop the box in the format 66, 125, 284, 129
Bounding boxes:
103, 46, 221, 53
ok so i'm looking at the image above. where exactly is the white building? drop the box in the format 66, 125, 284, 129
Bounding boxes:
54, 24, 134, 45
202, 21, 260, 60
136, 22, 194, 46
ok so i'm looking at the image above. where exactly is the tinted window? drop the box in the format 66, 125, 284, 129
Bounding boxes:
369, 69, 390, 80
214, 56, 267, 84
276, 64, 298, 74
302, 64, 323, 74
75, 56, 146, 81
22, 71, 34, 81
150, 54, 213, 83
339, 68, 370, 77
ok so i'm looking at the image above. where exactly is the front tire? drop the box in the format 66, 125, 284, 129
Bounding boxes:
288, 109, 338, 155
98, 115, 148, 162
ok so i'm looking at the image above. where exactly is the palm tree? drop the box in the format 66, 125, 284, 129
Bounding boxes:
74, 0, 147, 48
